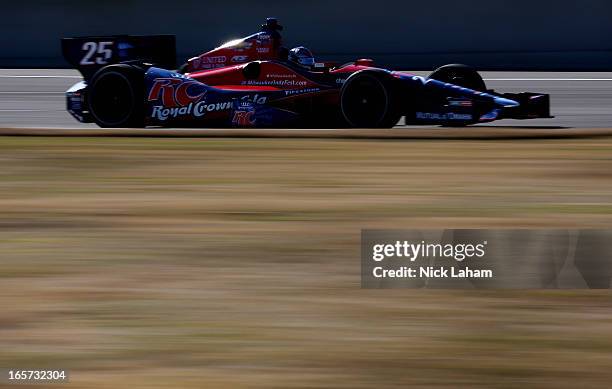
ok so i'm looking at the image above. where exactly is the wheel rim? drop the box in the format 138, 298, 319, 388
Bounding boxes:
90, 72, 134, 126
342, 75, 388, 127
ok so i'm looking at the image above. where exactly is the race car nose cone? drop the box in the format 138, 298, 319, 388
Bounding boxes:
494, 96, 520, 108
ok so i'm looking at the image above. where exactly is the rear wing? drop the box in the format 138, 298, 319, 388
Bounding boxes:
61, 35, 176, 81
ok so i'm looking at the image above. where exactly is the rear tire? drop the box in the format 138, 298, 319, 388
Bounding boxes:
429, 64, 487, 92
88, 64, 145, 128
340, 70, 401, 128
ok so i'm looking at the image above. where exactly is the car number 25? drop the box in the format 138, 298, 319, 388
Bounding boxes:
80, 41, 114, 65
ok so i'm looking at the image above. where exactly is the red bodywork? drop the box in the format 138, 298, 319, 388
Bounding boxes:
186, 31, 282, 72
177, 21, 403, 126
184, 28, 380, 96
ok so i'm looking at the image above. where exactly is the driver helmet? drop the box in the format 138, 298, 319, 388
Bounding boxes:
288, 46, 315, 68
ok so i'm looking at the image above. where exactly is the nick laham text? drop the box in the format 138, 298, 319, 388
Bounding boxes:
373, 266, 493, 279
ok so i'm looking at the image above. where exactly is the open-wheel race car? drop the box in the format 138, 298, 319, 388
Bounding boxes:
62, 18, 552, 128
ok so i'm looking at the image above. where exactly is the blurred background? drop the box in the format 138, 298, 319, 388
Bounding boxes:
2, 1, 612, 389
2, 0, 612, 69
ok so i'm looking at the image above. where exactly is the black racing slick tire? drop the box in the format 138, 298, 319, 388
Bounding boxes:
88, 64, 145, 128
429, 64, 487, 92
340, 70, 401, 128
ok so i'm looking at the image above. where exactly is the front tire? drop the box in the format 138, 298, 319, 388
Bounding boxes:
88, 64, 145, 128
340, 70, 401, 128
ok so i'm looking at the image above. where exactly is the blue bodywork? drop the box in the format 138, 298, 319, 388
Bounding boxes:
142, 67, 304, 127
392, 73, 520, 124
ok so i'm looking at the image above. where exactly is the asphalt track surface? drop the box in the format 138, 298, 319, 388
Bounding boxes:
0, 69, 611, 132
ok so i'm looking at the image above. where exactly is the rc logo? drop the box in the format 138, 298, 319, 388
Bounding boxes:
232, 110, 255, 126
232, 101, 256, 127
148, 78, 206, 108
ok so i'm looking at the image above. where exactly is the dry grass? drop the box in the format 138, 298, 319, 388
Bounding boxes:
1, 136, 612, 388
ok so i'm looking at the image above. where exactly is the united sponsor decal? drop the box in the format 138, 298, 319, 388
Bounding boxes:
198, 55, 226, 64
192, 55, 227, 69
